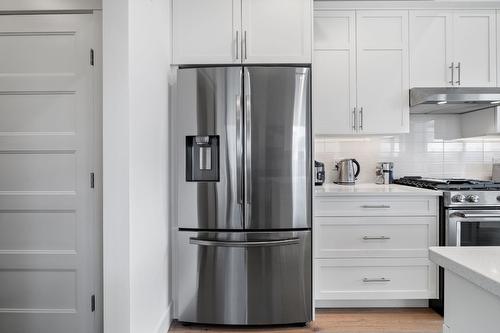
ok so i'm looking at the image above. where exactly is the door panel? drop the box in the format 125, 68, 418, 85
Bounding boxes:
410, 11, 453, 87
454, 11, 496, 87
313, 11, 356, 135
241, 0, 312, 63
0, 14, 97, 333
357, 11, 409, 134
244, 67, 311, 230
172, 0, 241, 64
177, 230, 312, 325
176, 67, 244, 230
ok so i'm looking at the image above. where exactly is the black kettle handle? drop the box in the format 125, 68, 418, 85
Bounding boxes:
353, 159, 361, 178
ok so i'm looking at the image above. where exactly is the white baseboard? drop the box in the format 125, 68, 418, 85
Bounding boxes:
315, 299, 429, 308
155, 302, 174, 333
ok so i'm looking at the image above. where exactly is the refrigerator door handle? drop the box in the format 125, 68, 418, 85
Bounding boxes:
236, 93, 244, 205
244, 68, 252, 211
189, 237, 300, 248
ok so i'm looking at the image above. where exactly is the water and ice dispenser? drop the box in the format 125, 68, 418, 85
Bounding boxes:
186, 135, 219, 182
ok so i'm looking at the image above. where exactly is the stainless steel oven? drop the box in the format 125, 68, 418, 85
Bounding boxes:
446, 210, 500, 246
393, 179, 500, 315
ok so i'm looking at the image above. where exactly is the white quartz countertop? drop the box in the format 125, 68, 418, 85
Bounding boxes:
430, 247, 500, 298
314, 183, 442, 197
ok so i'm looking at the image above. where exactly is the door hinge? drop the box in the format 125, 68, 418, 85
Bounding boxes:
90, 172, 95, 189
91, 294, 96, 312
90, 48, 95, 66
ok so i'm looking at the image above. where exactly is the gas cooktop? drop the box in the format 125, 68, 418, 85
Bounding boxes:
394, 176, 500, 191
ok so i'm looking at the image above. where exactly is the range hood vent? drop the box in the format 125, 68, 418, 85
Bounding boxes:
410, 87, 500, 114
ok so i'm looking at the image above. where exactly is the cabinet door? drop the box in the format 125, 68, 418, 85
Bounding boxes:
454, 10, 496, 87
357, 11, 410, 134
410, 11, 454, 87
241, 0, 312, 63
313, 11, 356, 135
172, 0, 241, 64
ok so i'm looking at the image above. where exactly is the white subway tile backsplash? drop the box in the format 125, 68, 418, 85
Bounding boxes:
315, 115, 500, 183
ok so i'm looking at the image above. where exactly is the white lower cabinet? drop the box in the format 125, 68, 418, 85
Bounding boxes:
314, 195, 439, 304
315, 258, 437, 300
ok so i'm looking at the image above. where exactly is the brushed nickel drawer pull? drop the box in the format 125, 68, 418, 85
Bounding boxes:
361, 205, 391, 209
363, 236, 391, 240
363, 278, 391, 283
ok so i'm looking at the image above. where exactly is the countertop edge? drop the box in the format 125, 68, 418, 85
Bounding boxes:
314, 184, 442, 197
429, 248, 500, 299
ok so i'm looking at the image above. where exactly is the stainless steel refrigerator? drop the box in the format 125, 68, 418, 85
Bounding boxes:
175, 66, 312, 325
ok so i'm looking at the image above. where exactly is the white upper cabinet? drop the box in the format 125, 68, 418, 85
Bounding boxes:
313, 11, 356, 135
356, 11, 410, 134
454, 11, 496, 87
410, 11, 453, 87
172, 0, 312, 65
410, 10, 496, 87
241, 0, 312, 64
313, 10, 409, 135
172, 0, 241, 64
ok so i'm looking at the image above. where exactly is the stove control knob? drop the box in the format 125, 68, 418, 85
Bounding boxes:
452, 194, 466, 203
466, 195, 480, 203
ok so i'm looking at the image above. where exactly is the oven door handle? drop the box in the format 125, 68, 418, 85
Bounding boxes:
452, 212, 500, 219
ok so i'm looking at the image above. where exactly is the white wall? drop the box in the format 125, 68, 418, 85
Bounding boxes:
129, 0, 172, 332
102, 0, 131, 332
103, 0, 172, 332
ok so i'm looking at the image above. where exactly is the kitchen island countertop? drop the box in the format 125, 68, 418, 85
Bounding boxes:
430, 246, 500, 299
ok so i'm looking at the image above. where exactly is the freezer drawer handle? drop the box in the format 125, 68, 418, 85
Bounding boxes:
362, 236, 391, 240
189, 237, 300, 248
363, 278, 391, 283
361, 205, 391, 209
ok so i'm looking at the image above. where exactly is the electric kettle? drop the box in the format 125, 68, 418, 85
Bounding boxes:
335, 159, 360, 185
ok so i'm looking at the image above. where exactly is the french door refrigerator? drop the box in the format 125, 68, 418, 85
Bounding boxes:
175, 66, 312, 325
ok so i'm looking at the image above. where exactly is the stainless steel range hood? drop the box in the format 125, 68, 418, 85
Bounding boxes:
410, 87, 500, 114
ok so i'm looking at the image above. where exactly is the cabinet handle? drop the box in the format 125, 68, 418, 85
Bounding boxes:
244, 30, 248, 60
362, 236, 391, 240
361, 205, 391, 209
235, 31, 239, 60
455, 62, 461, 86
359, 107, 364, 130
352, 108, 357, 131
449, 62, 454, 86
363, 278, 391, 283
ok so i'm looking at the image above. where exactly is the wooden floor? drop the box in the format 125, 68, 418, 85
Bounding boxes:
169, 308, 443, 333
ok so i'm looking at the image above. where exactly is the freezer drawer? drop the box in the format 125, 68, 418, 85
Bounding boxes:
177, 230, 312, 325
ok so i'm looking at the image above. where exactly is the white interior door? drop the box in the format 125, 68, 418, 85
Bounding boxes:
410, 10, 454, 87
313, 11, 356, 135
453, 10, 496, 87
172, 0, 241, 64
0, 14, 99, 333
356, 10, 409, 134
241, 0, 312, 63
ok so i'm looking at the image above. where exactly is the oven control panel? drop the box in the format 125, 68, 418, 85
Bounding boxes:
444, 191, 500, 207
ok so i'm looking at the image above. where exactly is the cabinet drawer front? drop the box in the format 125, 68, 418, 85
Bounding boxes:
315, 258, 437, 300
314, 216, 437, 258
315, 197, 437, 216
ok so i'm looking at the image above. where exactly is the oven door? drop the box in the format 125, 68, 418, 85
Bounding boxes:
447, 210, 500, 246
